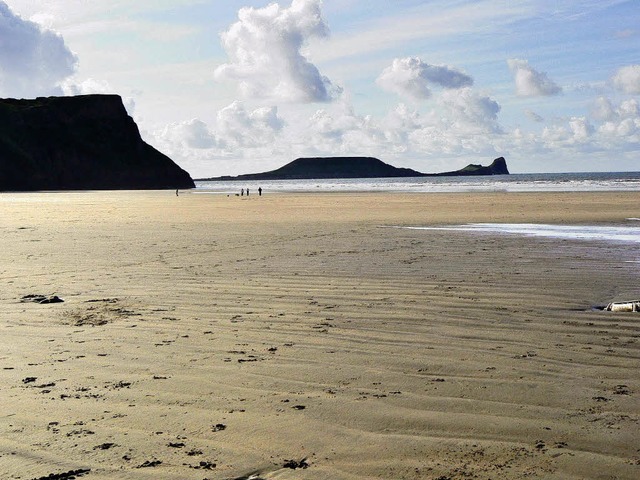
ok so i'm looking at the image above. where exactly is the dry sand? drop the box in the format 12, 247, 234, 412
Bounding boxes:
0, 190, 639, 479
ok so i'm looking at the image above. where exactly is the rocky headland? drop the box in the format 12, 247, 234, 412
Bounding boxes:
199, 156, 509, 181
0, 95, 194, 191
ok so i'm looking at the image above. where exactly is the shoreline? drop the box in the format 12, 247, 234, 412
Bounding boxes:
1, 190, 638, 479
193, 170, 640, 194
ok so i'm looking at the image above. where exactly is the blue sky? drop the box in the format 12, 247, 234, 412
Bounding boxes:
2, 0, 639, 176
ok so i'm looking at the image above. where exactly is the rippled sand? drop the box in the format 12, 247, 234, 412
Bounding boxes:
0, 190, 638, 479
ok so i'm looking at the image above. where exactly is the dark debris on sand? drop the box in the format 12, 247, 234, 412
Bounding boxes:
283, 458, 310, 469
31, 468, 90, 480
21, 294, 64, 304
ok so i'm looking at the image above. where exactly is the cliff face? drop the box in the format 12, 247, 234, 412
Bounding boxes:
0, 94, 194, 191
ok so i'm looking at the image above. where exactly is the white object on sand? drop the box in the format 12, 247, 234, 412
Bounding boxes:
605, 301, 640, 312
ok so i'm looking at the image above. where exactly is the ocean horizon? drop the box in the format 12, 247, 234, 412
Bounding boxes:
195, 171, 640, 194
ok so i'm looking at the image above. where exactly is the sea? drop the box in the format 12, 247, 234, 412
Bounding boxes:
195, 171, 640, 194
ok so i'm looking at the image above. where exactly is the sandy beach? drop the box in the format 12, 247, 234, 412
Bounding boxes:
0, 190, 639, 479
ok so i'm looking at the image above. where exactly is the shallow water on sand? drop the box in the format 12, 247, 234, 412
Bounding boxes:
398, 223, 640, 244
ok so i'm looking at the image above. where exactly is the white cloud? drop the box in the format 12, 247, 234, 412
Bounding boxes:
154, 101, 284, 156
507, 58, 562, 97
591, 96, 616, 121
61, 77, 113, 95
298, 87, 503, 164
531, 103, 637, 153
217, 101, 285, 147
376, 57, 473, 100
612, 65, 640, 94
300, 102, 386, 156
159, 119, 218, 150
149, 101, 288, 177
598, 118, 640, 143
568, 117, 594, 143
438, 87, 502, 133
618, 98, 639, 118
592, 97, 640, 147
214, 0, 341, 103
592, 96, 639, 120
0, 1, 77, 98
383, 103, 423, 148
151, 85, 509, 176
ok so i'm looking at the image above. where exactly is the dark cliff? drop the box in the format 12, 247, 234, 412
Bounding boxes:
0, 94, 194, 191
199, 156, 509, 181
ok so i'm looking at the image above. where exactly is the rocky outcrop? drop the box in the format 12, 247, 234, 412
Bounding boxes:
0, 94, 194, 191
199, 156, 509, 181
430, 157, 509, 176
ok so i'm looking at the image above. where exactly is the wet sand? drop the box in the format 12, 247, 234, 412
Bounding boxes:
0, 190, 639, 479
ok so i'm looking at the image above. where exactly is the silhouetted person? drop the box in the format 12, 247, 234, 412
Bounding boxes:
247, 188, 250, 196
241, 188, 244, 196
258, 187, 262, 196
176, 189, 179, 196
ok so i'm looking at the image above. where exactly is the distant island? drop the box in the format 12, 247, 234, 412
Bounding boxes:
198, 156, 509, 181
0, 94, 194, 192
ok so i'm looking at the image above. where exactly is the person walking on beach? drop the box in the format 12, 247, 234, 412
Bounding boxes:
247, 188, 250, 196
258, 187, 262, 196
241, 188, 244, 196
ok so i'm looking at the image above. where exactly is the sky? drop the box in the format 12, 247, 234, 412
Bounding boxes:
1, 0, 639, 177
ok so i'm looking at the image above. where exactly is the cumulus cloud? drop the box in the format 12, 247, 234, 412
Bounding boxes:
590, 97, 640, 147
155, 101, 284, 155
591, 96, 616, 121
439, 87, 501, 133
376, 57, 473, 100
148, 102, 288, 176
299, 86, 503, 164
592, 96, 639, 121
598, 117, 640, 143
61, 78, 113, 96
507, 58, 561, 97
525, 96, 639, 155
216, 101, 285, 147
568, 117, 594, 143
538, 116, 595, 150
159, 119, 218, 150
152, 86, 638, 177
612, 65, 640, 94
159, 91, 500, 173
618, 98, 639, 118
300, 102, 386, 157
0, 1, 77, 97
214, 0, 341, 103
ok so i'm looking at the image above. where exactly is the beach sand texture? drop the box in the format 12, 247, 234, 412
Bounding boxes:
1, 191, 639, 479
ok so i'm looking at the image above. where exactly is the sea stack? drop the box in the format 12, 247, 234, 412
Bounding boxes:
0, 94, 194, 191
